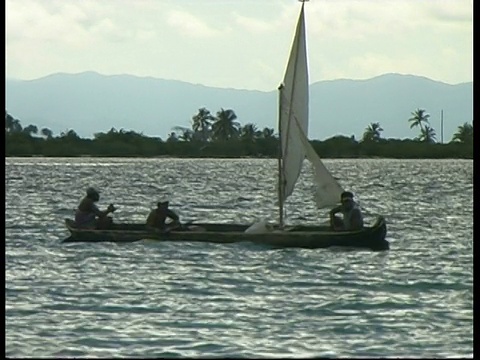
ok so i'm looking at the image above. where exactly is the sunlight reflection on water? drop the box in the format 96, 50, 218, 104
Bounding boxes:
5, 158, 473, 358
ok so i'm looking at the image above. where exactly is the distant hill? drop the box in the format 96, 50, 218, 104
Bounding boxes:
5, 71, 472, 141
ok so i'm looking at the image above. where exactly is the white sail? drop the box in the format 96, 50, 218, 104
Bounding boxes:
278, 1, 344, 215
294, 118, 344, 208
279, 3, 309, 202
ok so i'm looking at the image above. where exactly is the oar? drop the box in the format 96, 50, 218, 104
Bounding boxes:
171, 220, 194, 232
153, 220, 194, 235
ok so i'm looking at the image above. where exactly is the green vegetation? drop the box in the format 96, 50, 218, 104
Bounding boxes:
5, 108, 473, 159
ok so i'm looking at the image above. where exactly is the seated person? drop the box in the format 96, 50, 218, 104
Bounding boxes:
146, 201, 181, 231
75, 187, 116, 229
329, 191, 364, 231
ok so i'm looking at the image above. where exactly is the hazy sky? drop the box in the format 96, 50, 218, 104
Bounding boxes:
6, 0, 473, 91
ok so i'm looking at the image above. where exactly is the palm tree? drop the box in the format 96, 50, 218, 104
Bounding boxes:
408, 108, 430, 132
418, 125, 436, 143
22, 124, 38, 136
452, 122, 473, 144
5, 111, 14, 132
166, 132, 179, 143
212, 108, 240, 141
191, 108, 213, 142
41, 127, 53, 139
60, 129, 80, 140
5, 111, 22, 133
362, 122, 383, 142
240, 123, 260, 142
261, 127, 275, 139
172, 126, 194, 142
180, 131, 193, 142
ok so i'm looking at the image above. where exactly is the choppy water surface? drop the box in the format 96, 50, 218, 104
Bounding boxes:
5, 158, 473, 358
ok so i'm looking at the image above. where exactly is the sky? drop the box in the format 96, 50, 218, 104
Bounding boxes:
6, 0, 473, 92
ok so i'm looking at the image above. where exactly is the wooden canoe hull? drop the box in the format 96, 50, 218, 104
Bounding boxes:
63, 216, 389, 251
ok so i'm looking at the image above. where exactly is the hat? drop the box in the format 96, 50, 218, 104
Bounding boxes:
157, 200, 169, 207
86, 187, 99, 196
341, 191, 354, 200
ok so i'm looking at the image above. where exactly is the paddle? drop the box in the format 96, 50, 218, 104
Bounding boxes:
168, 220, 194, 232
149, 220, 194, 235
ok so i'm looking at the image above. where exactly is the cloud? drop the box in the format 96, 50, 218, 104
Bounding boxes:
306, 0, 471, 39
167, 10, 221, 38
5, 0, 473, 89
234, 14, 272, 33
424, 1, 472, 24
6, 0, 156, 48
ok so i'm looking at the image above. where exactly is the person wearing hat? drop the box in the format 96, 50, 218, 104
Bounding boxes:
329, 191, 364, 231
74, 187, 116, 229
146, 200, 181, 232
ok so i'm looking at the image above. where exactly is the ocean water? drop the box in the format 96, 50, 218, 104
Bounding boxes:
5, 158, 473, 358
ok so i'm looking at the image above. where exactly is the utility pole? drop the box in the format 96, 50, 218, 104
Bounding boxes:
441, 109, 444, 143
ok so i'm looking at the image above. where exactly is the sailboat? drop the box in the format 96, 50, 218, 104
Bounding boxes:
63, 1, 389, 251
277, 0, 345, 228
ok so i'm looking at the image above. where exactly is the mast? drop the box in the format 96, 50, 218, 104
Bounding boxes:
278, 84, 285, 228
277, 0, 308, 228
441, 109, 444, 143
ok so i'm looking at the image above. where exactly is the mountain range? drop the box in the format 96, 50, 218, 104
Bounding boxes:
5, 71, 473, 142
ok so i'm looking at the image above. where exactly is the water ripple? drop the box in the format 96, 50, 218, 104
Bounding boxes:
5, 158, 473, 358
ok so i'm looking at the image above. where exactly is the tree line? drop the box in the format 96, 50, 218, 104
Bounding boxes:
5, 108, 473, 159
